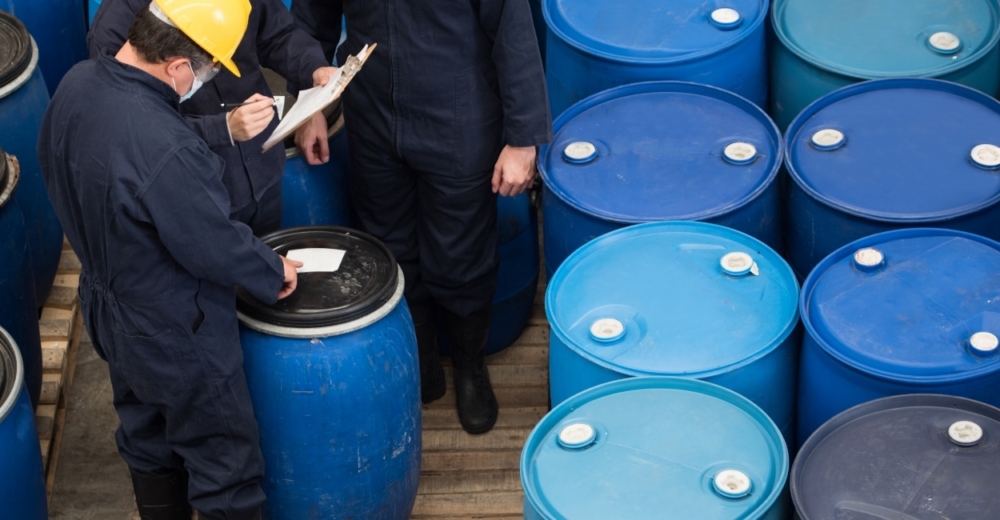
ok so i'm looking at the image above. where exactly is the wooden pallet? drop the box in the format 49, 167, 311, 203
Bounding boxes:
412, 284, 549, 519
38, 238, 84, 504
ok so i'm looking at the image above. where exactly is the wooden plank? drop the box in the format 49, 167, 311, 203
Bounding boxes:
44, 406, 67, 501
58, 250, 82, 271
52, 273, 81, 289
421, 406, 546, 431
417, 470, 522, 496
40, 439, 51, 469
442, 364, 546, 389
411, 490, 523, 517
36, 404, 57, 441
421, 450, 521, 473
39, 318, 72, 341
40, 307, 75, 322
423, 429, 529, 452
39, 373, 63, 405
41, 345, 67, 372
44, 286, 78, 310
487, 344, 547, 366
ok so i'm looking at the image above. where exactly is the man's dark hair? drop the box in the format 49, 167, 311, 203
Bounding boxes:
127, 8, 211, 69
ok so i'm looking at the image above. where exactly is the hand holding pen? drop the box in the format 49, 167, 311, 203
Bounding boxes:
226, 94, 275, 142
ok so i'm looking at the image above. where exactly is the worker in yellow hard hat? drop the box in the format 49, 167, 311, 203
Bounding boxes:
37, 1, 301, 519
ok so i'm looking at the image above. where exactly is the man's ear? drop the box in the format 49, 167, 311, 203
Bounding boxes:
164, 56, 190, 78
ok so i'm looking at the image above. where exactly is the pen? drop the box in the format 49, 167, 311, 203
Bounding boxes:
220, 101, 276, 108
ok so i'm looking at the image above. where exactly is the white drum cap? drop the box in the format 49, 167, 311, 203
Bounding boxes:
971, 144, 1000, 169
590, 318, 625, 342
564, 141, 598, 164
853, 247, 885, 271
928, 32, 962, 54
948, 420, 984, 447
710, 8, 741, 29
970, 332, 999, 355
558, 422, 597, 449
720, 252, 756, 276
811, 129, 846, 151
713, 469, 752, 498
723, 142, 757, 165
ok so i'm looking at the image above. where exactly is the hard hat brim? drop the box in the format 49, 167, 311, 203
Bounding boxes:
218, 56, 241, 78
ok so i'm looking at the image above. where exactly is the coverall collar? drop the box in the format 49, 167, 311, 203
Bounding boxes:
95, 50, 182, 107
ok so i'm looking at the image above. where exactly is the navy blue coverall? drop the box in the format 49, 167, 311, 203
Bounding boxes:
88, 0, 329, 235
37, 54, 286, 519
295, 0, 552, 316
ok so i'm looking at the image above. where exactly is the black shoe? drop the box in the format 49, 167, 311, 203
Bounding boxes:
442, 305, 498, 434
410, 299, 446, 404
131, 469, 192, 520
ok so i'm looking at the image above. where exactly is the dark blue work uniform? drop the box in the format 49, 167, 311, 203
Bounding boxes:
88, 0, 329, 235
37, 54, 286, 519
296, 0, 552, 315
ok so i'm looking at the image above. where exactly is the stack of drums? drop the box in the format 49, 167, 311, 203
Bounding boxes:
522, 377, 789, 519
237, 226, 420, 519
784, 78, 1000, 280
542, 0, 768, 116
0, 326, 47, 520
793, 395, 1000, 518
797, 228, 1000, 446
1, 0, 87, 95
0, 149, 42, 408
771, 0, 1000, 129
540, 81, 782, 277
546, 221, 799, 444
0, 10, 64, 307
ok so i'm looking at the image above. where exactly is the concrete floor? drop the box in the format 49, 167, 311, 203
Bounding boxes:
48, 330, 135, 519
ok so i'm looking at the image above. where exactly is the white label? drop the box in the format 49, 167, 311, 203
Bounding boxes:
287, 248, 346, 273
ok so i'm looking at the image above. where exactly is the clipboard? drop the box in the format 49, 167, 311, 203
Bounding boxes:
261, 43, 376, 152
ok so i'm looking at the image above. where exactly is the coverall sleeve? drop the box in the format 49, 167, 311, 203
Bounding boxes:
139, 144, 286, 304
294, 0, 344, 65
256, 0, 331, 93
477, 0, 554, 148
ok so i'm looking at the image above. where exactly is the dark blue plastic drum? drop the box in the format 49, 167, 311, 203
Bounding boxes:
540, 81, 782, 277
543, 0, 768, 116
0, 326, 47, 520
784, 78, 1000, 280
798, 228, 1000, 447
0, 12, 64, 307
1, 0, 87, 95
237, 226, 420, 519
0, 149, 42, 408
793, 394, 1000, 519
280, 114, 353, 228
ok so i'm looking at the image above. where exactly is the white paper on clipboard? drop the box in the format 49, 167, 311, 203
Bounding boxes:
261, 44, 373, 152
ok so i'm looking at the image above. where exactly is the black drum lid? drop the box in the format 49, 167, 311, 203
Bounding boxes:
0, 11, 31, 88
237, 226, 399, 328
0, 328, 15, 409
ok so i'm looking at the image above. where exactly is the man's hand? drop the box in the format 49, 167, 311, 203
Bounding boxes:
278, 256, 304, 300
227, 94, 275, 142
294, 112, 330, 165
491, 145, 537, 197
313, 66, 339, 87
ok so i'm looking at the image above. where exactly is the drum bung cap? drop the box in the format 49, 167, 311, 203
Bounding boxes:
590, 318, 625, 342
713, 469, 752, 498
723, 142, 757, 165
811, 129, 846, 151
564, 141, 598, 164
558, 423, 597, 449
720, 252, 757, 276
710, 8, 742, 30
949, 420, 983, 446
969, 332, 999, 356
928, 32, 962, 54
853, 247, 885, 271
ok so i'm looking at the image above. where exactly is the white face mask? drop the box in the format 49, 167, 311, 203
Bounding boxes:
178, 62, 203, 103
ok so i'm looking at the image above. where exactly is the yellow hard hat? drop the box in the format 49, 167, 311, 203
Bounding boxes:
151, 0, 251, 78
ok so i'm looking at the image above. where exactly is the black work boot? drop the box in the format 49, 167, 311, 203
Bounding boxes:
442, 304, 498, 434
131, 469, 192, 520
410, 300, 446, 404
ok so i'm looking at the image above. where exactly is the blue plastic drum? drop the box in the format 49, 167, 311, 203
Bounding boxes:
543, 0, 768, 116
793, 394, 1000, 519
522, 377, 789, 520
237, 226, 420, 519
0, 150, 41, 408
0, 12, 63, 307
0, 326, 47, 520
87, 0, 100, 25
798, 228, 1000, 447
280, 114, 353, 228
547, 221, 799, 443
771, 0, 1000, 130
1, 0, 87, 95
785, 78, 1000, 280
540, 81, 782, 277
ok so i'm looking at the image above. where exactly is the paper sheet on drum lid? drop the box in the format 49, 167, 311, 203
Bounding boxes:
287, 248, 346, 273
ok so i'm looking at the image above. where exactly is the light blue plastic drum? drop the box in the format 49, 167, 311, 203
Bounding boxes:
237, 226, 420, 519
784, 78, 1000, 281
522, 377, 789, 520
770, 0, 1000, 130
0, 150, 42, 409
793, 394, 1000, 519
543, 0, 768, 117
546, 221, 800, 444
0, 12, 63, 309
1, 0, 87, 96
797, 228, 1000, 448
540, 81, 782, 278
87, 0, 99, 26
280, 114, 353, 228
0, 326, 47, 520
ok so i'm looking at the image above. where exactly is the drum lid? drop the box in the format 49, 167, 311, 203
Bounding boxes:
0, 11, 31, 88
236, 226, 398, 328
